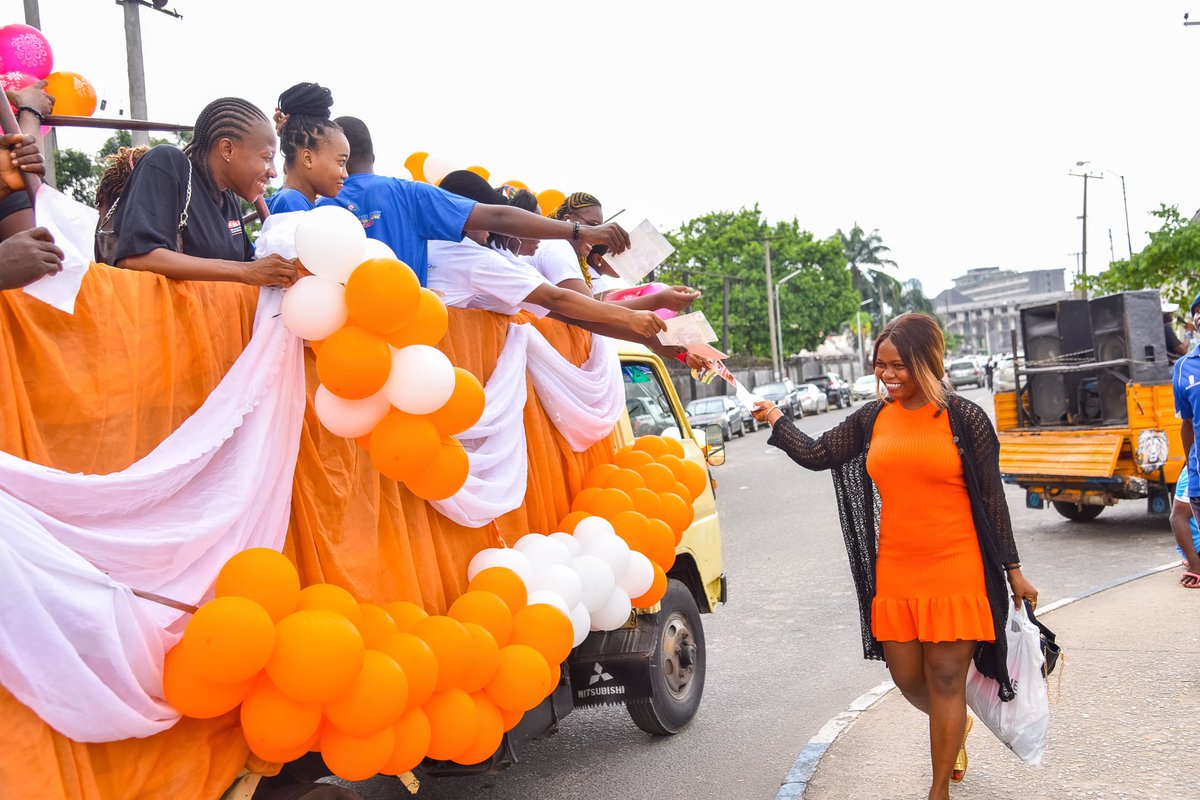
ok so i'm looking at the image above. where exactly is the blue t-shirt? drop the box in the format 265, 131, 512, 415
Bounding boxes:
1172, 345, 1200, 495
266, 187, 315, 214
316, 174, 476, 286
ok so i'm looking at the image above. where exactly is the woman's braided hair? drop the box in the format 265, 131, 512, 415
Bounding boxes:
95, 145, 149, 215
552, 192, 601, 289
274, 82, 340, 172
183, 97, 269, 194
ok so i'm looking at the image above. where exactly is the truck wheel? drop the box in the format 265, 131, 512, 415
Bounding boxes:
626, 579, 706, 736
1052, 501, 1104, 522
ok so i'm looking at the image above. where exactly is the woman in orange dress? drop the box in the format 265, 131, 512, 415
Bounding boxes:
754, 313, 1038, 800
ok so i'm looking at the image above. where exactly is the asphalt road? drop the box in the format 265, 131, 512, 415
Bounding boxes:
346, 388, 1179, 800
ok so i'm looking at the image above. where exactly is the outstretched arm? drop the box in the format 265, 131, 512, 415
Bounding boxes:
753, 400, 868, 471
466, 205, 631, 254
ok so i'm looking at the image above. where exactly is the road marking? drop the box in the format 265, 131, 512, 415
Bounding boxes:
773, 559, 1183, 800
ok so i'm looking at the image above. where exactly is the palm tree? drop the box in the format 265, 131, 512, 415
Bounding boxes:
897, 278, 934, 315
839, 224, 899, 326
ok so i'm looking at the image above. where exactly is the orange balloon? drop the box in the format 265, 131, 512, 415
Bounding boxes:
215, 548, 300, 622
381, 708, 432, 776
248, 730, 319, 765
485, 645, 550, 712
679, 459, 709, 500
510, 604, 573, 667
604, 467, 646, 494
632, 436, 670, 458
556, 510, 591, 534
376, 631, 438, 711
325, 650, 409, 736
499, 705, 523, 731
636, 462, 677, 493
656, 453, 689, 485
179, 595, 275, 684
384, 601, 428, 632
588, 487, 635, 520
419, 367, 483, 436
356, 603, 398, 648
45, 71, 97, 117
660, 436, 686, 459
316, 325, 391, 400
644, 518, 677, 570
345, 258, 421, 335
322, 722, 396, 781
410, 615, 471, 691
632, 563, 668, 608
610, 509, 651, 546
536, 189, 566, 217
628, 487, 664, 521
449, 591, 513, 646
467, 568, 527, 615
458, 622, 501, 693
583, 463, 620, 490
466, 165, 491, 181
614, 447, 654, 470
241, 675, 323, 754
405, 152, 428, 183
452, 693, 504, 765
570, 486, 604, 514
668, 481, 692, 502
500, 179, 529, 191
297, 583, 362, 626
423, 688, 479, 761
387, 288, 449, 350
659, 492, 694, 536
404, 437, 469, 501
265, 609, 365, 704
162, 645, 254, 719
370, 412, 440, 481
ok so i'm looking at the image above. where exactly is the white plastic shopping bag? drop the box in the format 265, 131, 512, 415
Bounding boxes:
964, 600, 1050, 765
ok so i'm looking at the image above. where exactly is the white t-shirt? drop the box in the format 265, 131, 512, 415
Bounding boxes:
427, 238, 550, 317
527, 239, 586, 287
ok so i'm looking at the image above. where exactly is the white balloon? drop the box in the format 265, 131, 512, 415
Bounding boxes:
384, 345, 456, 415
548, 532, 583, 558
618, 551, 655, 599
662, 427, 682, 440
526, 589, 570, 617
528, 564, 583, 610
582, 534, 631, 583
568, 602, 591, 647
590, 587, 633, 631
313, 386, 390, 438
466, 548, 533, 584
294, 205, 367, 283
422, 155, 456, 186
280, 276, 347, 341
516, 536, 572, 569
363, 238, 398, 261
572, 516, 616, 547
572, 554, 616, 613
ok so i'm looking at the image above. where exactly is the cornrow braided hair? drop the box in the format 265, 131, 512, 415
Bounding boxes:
551, 191, 601, 220
95, 145, 150, 215
184, 96, 269, 196
275, 82, 340, 173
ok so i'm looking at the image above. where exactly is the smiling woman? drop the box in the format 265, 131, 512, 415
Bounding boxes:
108, 96, 299, 287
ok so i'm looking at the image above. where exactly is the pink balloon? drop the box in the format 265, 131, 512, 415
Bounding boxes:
605, 282, 678, 320
0, 70, 35, 94
0, 25, 53, 80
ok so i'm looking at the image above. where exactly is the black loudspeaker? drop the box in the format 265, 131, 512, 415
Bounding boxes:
1088, 291, 1171, 423
1019, 300, 1093, 424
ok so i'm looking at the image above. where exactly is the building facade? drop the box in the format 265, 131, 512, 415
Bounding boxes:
932, 267, 1071, 355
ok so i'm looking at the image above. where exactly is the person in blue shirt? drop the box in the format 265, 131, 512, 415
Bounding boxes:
317, 116, 630, 287
1171, 289, 1200, 587
266, 83, 349, 215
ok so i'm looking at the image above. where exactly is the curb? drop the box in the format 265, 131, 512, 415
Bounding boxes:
772, 559, 1182, 800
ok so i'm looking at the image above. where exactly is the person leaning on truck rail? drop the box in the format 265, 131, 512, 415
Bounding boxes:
0, 131, 63, 291
751, 312, 1037, 800
1171, 290, 1200, 589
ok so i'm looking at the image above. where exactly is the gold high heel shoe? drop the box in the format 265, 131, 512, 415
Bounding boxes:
951, 716, 974, 783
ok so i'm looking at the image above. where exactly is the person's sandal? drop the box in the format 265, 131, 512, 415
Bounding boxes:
951, 716, 974, 783
1181, 571, 1200, 589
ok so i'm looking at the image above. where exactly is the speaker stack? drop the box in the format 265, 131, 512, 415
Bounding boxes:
1088, 290, 1171, 423
1019, 300, 1093, 425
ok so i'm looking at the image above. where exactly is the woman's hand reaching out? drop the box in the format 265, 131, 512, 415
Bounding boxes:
752, 401, 782, 425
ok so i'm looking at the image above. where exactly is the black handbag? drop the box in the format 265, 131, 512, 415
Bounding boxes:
1024, 599, 1061, 676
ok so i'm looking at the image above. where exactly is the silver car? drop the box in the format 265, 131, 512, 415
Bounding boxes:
851, 374, 878, 401
795, 383, 829, 414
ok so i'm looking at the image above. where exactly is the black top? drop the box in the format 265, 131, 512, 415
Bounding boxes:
112, 145, 253, 263
766, 395, 1020, 702
0, 191, 32, 222
1166, 322, 1184, 361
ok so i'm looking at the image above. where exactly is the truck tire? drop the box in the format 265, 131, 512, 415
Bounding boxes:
1052, 501, 1104, 522
626, 579, 706, 736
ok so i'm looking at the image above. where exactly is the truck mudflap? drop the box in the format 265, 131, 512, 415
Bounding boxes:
567, 615, 658, 707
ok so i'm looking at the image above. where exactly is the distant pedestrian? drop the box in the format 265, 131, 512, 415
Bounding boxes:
984, 357, 995, 391
1164, 300, 1188, 362
753, 312, 1037, 800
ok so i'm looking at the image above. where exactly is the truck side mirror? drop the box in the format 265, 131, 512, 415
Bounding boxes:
704, 423, 726, 466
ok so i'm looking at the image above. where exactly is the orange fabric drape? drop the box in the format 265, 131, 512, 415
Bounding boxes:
0, 267, 614, 800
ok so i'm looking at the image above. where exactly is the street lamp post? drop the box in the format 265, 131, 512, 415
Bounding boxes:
857, 298, 873, 375
774, 266, 805, 377
1070, 162, 1103, 299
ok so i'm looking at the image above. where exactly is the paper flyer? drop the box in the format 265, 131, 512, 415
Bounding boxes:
604, 219, 675, 284
658, 311, 718, 347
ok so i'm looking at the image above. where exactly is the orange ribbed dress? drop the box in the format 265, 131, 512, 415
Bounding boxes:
866, 401, 994, 643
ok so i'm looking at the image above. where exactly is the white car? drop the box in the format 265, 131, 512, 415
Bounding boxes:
851, 374, 878, 401
993, 357, 1017, 393
795, 383, 829, 414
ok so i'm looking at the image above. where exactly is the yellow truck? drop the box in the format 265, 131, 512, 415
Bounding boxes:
993, 290, 1183, 521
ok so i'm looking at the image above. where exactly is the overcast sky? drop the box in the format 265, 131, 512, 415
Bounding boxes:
8, 1, 1199, 295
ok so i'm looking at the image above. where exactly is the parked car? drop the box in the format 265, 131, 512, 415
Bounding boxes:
993, 356, 1017, 393
851, 374, 878, 401
795, 383, 829, 414
807, 373, 852, 409
685, 395, 745, 440
947, 359, 985, 389
627, 395, 678, 438
755, 379, 803, 418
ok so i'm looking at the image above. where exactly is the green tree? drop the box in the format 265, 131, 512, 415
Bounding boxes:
658, 207, 858, 358
54, 147, 99, 204
838, 223, 901, 326
1081, 205, 1200, 307
897, 278, 934, 315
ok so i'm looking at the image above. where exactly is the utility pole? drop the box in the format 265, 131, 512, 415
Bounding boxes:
1108, 228, 1116, 264
722, 276, 731, 355
118, 0, 183, 147
1118, 173, 1132, 259
20, 0, 56, 186
763, 238, 780, 379
1069, 167, 1102, 299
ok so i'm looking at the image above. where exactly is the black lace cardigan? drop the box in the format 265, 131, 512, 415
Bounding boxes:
766, 394, 1020, 701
